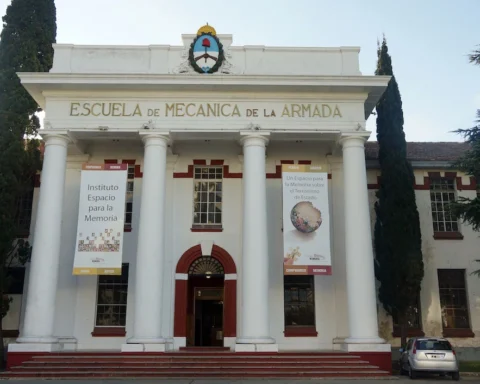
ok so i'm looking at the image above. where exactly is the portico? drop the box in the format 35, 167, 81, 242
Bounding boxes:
7, 25, 392, 372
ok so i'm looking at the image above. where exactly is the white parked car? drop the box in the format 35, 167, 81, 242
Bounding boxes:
399, 337, 459, 380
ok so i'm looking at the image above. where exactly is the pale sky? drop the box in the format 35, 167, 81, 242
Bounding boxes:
1, 0, 479, 142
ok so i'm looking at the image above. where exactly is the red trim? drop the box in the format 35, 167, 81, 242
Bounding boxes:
224, 280, 237, 337
211, 160, 225, 165
124, 226, 132, 232
224, 165, 242, 178
121, 159, 136, 165
191, 228, 223, 232
444, 172, 457, 179
284, 326, 318, 337
392, 327, 425, 337
173, 165, 194, 178
134, 164, 143, 178
328, 173, 332, 180
368, 176, 381, 190
298, 160, 311, 165
443, 328, 475, 338
3, 329, 19, 338
104, 159, 118, 164
193, 159, 207, 165
174, 244, 237, 338
428, 171, 441, 179
173, 279, 188, 337
456, 176, 477, 190
267, 165, 282, 179
354, 352, 392, 374
280, 160, 294, 164
91, 327, 126, 337
34, 174, 41, 188
433, 231, 464, 240
414, 177, 431, 190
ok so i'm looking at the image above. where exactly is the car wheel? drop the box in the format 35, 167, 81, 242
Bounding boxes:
409, 365, 417, 380
452, 371, 460, 381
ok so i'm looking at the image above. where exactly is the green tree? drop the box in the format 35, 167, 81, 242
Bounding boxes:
450, 46, 480, 276
373, 37, 424, 349
0, 0, 56, 366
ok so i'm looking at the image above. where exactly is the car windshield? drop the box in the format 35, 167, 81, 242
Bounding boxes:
416, 340, 452, 351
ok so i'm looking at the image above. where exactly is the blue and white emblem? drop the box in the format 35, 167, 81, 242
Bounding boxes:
189, 24, 224, 74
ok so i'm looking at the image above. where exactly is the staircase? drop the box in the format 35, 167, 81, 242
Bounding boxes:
3, 351, 391, 379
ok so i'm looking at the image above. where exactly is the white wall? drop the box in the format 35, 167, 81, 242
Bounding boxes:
368, 168, 480, 348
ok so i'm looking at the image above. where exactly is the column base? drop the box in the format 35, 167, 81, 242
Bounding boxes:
8, 343, 61, 353
234, 344, 278, 352
341, 342, 391, 352
126, 336, 165, 344
16, 336, 59, 344
344, 336, 386, 345
121, 343, 172, 352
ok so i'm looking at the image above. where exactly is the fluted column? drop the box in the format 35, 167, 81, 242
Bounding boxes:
16, 134, 70, 349
235, 133, 277, 352
124, 133, 168, 351
341, 134, 384, 345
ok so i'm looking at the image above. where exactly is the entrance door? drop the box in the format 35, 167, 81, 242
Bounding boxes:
194, 287, 224, 346
186, 256, 225, 347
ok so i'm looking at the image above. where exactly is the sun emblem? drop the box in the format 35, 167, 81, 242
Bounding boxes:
189, 24, 224, 74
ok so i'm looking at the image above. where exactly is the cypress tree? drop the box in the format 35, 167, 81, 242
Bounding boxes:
0, 0, 56, 366
373, 37, 424, 349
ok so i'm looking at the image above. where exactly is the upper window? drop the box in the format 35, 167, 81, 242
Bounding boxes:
438, 269, 470, 330
284, 275, 315, 327
193, 166, 223, 227
95, 264, 129, 327
124, 164, 135, 229
430, 178, 458, 233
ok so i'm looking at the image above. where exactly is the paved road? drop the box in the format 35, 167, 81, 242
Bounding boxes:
1, 378, 479, 383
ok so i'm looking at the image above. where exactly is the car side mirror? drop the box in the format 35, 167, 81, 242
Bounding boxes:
399, 348, 404, 353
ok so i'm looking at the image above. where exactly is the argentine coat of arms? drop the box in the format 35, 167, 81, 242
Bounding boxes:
189, 24, 225, 74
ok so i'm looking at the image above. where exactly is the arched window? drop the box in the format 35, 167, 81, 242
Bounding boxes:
188, 256, 224, 277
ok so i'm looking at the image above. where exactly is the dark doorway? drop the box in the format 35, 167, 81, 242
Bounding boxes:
194, 288, 224, 346
186, 256, 225, 347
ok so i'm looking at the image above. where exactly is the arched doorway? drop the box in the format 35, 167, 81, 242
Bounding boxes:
174, 244, 237, 347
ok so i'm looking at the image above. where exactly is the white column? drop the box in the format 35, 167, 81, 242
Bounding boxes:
341, 134, 384, 345
235, 134, 277, 352
123, 133, 168, 352
15, 134, 70, 349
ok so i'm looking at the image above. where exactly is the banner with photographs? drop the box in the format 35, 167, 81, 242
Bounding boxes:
282, 164, 332, 275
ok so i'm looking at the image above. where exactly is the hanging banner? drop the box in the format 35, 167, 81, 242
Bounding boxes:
73, 163, 128, 275
282, 164, 332, 275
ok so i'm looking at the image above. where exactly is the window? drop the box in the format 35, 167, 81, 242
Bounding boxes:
124, 164, 134, 229
284, 275, 315, 327
392, 294, 423, 336
95, 264, 129, 327
193, 166, 223, 227
5, 267, 26, 294
438, 269, 471, 330
430, 178, 459, 233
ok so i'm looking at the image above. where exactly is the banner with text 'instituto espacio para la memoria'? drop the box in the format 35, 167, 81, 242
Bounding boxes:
73, 164, 128, 275
282, 164, 332, 275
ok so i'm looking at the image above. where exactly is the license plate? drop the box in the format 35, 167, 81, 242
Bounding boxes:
428, 354, 444, 359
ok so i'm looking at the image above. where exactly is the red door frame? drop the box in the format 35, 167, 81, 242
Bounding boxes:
174, 244, 237, 338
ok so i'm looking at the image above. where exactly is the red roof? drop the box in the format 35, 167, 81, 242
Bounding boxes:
365, 141, 470, 162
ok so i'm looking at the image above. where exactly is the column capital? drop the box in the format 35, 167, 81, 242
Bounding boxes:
339, 132, 370, 149
42, 133, 71, 147
239, 133, 270, 148
140, 132, 170, 147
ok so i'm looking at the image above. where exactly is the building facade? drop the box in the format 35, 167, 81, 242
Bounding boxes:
4, 26, 479, 364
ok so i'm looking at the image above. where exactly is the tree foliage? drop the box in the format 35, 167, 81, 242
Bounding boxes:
0, 0, 56, 366
373, 37, 424, 348
449, 46, 480, 233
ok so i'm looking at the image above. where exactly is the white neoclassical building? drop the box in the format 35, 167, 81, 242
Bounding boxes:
4, 25, 480, 371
